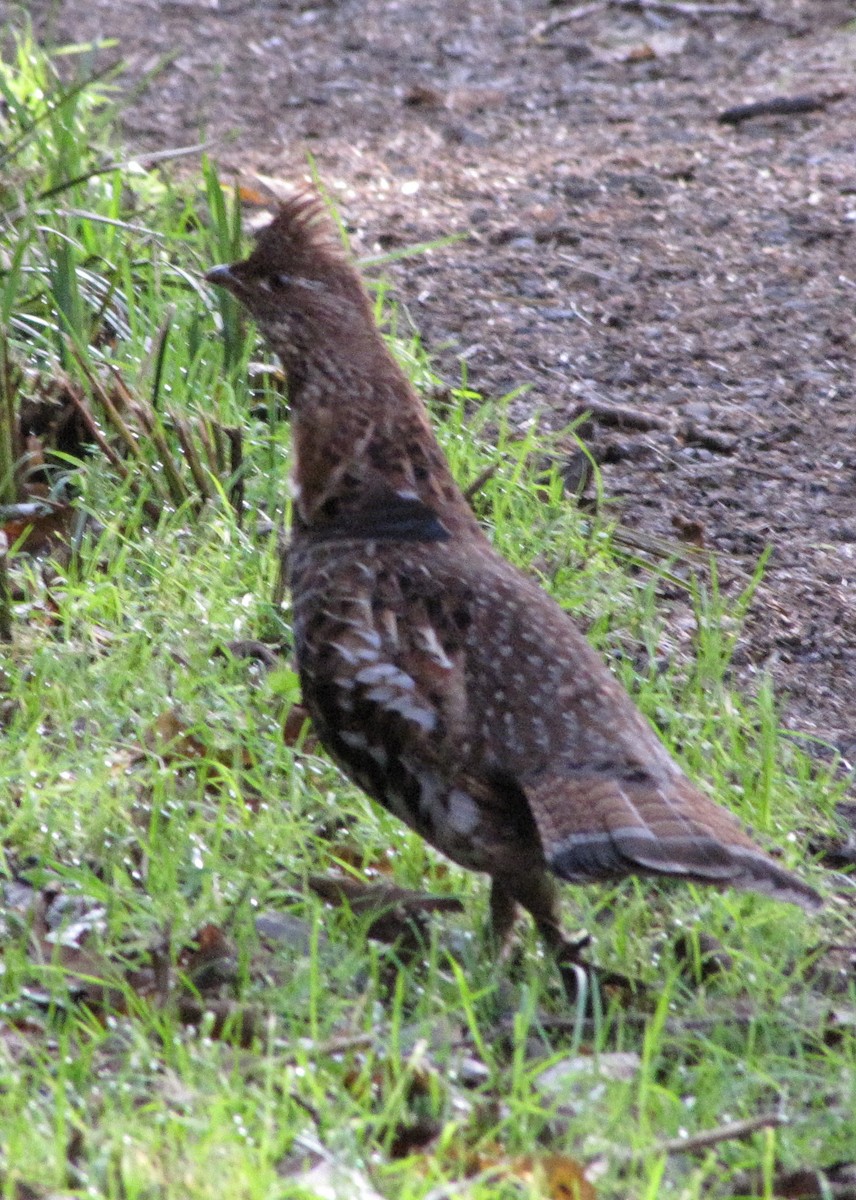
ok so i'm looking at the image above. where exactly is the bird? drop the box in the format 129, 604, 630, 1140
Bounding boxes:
206, 188, 820, 973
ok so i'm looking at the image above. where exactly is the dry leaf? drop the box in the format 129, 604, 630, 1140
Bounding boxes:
1, 501, 72, 553
283, 703, 318, 751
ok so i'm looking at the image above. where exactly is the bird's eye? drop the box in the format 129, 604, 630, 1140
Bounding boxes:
263, 273, 322, 293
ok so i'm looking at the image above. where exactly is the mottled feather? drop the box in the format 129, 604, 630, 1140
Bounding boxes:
206, 187, 821, 959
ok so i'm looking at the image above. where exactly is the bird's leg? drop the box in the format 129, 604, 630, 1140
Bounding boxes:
491, 873, 641, 1006
488, 878, 521, 955
490, 872, 593, 1007
490, 872, 590, 963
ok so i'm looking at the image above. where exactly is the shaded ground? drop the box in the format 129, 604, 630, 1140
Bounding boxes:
15, 0, 856, 763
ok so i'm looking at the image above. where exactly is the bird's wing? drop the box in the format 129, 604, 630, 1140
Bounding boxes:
293, 540, 551, 874
432, 543, 822, 910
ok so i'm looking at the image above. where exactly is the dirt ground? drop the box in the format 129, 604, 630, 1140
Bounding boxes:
14, 0, 856, 767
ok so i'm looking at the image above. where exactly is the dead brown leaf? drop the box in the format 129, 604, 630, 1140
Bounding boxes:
729, 1163, 856, 1199
623, 43, 656, 63
3, 498, 84, 568
141, 708, 256, 779
145, 709, 208, 760
451, 1149, 597, 1200
179, 923, 238, 991
282, 702, 318, 751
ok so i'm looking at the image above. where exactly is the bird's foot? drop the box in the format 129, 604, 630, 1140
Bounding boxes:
551, 932, 644, 1009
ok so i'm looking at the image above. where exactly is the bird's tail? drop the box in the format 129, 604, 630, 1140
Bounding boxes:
524, 770, 821, 910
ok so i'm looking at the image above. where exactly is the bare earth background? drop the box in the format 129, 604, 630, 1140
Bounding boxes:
13, 0, 856, 766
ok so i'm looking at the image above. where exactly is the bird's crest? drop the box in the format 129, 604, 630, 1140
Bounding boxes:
247, 188, 353, 282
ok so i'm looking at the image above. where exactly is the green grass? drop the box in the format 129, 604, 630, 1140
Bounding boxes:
0, 27, 853, 1200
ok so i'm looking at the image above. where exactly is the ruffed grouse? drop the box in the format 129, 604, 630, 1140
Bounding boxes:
206, 190, 819, 963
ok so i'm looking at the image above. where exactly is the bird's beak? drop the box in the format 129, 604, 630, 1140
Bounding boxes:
205, 264, 239, 291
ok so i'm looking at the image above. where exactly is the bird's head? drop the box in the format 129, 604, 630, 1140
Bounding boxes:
206, 190, 375, 365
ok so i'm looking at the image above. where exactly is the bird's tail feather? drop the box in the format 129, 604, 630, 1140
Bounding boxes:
524, 771, 821, 911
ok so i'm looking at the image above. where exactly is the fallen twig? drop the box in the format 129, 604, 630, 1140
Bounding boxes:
653, 1111, 788, 1156
718, 93, 844, 125
572, 398, 670, 432
308, 874, 464, 915
531, 2, 605, 38
595, 1111, 789, 1166
301, 1031, 376, 1055
463, 463, 499, 503
624, 0, 761, 15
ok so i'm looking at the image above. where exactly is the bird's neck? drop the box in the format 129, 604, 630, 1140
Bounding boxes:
288, 358, 482, 540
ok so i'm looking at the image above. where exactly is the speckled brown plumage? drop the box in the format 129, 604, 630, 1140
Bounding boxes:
206, 189, 820, 958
